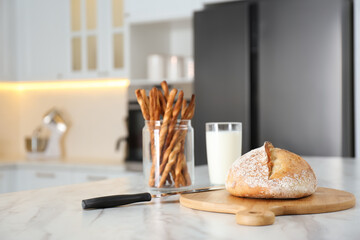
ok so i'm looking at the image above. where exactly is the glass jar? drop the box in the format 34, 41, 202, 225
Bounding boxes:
143, 120, 194, 191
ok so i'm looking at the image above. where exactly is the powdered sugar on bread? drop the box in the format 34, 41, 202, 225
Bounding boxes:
226, 142, 317, 199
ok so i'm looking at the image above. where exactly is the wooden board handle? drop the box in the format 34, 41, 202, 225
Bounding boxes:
236, 209, 275, 226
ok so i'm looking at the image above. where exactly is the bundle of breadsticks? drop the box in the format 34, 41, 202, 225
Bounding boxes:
135, 81, 195, 188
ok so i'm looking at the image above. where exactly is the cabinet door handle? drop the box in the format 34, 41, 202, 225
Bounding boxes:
86, 175, 107, 181
36, 172, 56, 179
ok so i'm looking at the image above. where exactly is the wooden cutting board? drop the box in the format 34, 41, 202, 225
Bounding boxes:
180, 187, 356, 226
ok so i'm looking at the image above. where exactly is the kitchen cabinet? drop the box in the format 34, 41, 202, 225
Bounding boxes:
0, 162, 127, 193
125, 0, 202, 24
0, 0, 15, 81
68, 0, 128, 79
71, 169, 128, 184
125, 0, 230, 23
0, 167, 15, 194
15, 168, 72, 191
1, 0, 69, 81
13, 0, 68, 81
1, 0, 127, 81
126, 0, 199, 82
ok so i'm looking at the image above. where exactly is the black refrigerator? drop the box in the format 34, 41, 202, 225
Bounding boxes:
193, 0, 354, 165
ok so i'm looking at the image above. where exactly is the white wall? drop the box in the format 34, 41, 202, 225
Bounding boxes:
18, 86, 128, 162
0, 84, 129, 163
0, 90, 20, 158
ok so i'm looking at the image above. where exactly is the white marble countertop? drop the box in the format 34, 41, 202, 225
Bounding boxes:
0, 157, 359, 240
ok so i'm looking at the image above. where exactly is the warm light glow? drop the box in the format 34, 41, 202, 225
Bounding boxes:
0, 79, 130, 91
0, 82, 19, 91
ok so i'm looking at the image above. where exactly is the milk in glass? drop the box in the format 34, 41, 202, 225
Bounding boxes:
206, 124, 242, 185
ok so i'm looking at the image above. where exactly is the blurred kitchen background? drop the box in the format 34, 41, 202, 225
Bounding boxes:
0, 0, 359, 192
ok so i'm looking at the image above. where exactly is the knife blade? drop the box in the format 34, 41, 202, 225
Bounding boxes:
82, 186, 224, 209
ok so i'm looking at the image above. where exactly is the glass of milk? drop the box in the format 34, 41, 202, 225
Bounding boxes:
206, 122, 242, 185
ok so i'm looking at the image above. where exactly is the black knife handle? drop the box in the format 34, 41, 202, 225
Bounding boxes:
82, 192, 152, 209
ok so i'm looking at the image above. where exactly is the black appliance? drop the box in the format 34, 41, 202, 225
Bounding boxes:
193, 0, 354, 165
126, 101, 144, 163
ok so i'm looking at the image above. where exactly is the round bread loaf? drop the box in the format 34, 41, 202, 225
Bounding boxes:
226, 142, 317, 199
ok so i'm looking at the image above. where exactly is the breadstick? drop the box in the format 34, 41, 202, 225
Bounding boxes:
157, 97, 164, 117
161, 81, 169, 101
159, 141, 181, 187
183, 94, 195, 120
177, 142, 191, 186
175, 137, 186, 186
151, 88, 160, 120
159, 130, 182, 174
163, 90, 183, 150
135, 89, 150, 120
175, 150, 184, 187
178, 169, 186, 187
157, 89, 166, 116
149, 88, 154, 121
136, 88, 158, 186
172, 90, 183, 120
148, 88, 160, 187
158, 88, 177, 153
140, 89, 149, 111
181, 99, 187, 117
152, 87, 177, 187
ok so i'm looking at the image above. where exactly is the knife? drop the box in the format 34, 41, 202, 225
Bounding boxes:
82, 186, 224, 209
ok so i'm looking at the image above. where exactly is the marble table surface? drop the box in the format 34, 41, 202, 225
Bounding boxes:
0, 157, 359, 240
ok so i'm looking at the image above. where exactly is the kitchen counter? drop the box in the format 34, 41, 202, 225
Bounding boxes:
0, 157, 359, 240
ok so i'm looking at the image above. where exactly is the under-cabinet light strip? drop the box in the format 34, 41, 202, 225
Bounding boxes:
0, 79, 129, 91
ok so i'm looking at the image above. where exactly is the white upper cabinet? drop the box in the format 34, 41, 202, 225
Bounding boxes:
15, 0, 68, 81
68, 0, 128, 79
0, 0, 15, 81
2, 0, 127, 81
125, 0, 203, 24
0, 0, 68, 81
0, 0, 223, 81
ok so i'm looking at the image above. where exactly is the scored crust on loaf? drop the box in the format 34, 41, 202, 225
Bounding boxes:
225, 142, 317, 199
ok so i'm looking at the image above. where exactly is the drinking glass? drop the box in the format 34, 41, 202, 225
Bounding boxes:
206, 122, 242, 185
